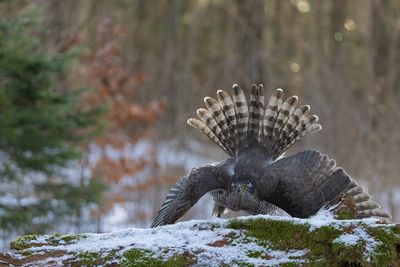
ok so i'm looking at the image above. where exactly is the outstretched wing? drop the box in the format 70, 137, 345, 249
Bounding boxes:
256, 150, 351, 218
151, 160, 232, 227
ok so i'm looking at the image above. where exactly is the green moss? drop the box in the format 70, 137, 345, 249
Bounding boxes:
246, 250, 264, 258
227, 218, 400, 266
122, 248, 162, 267
336, 209, 356, 220
70, 249, 118, 266
335, 198, 358, 220
332, 238, 366, 265
20, 250, 33, 256
227, 218, 311, 250
60, 233, 86, 243
308, 226, 342, 257
121, 248, 190, 267
366, 225, 400, 266
76, 251, 101, 266
103, 249, 118, 262
46, 233, 86, 245
10, 234, 39, 250
164, 254, 186, 267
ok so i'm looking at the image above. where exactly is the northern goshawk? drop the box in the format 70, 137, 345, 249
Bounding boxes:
151, 84, 391, 227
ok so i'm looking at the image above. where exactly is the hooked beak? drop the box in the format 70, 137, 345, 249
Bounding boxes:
232, 184, 240, 192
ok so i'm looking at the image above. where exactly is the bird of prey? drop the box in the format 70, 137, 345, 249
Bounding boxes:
151, 84, 391, 227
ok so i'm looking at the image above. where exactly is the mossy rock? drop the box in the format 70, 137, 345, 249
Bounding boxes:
2, 215, 399, 266
9, 234, 39, 250
227, 217, 400, 266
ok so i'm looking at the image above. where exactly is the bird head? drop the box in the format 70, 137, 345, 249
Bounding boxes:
231, 180, 255, 195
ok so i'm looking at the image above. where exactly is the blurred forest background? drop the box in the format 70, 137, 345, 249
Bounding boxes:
1, 0, 400, 250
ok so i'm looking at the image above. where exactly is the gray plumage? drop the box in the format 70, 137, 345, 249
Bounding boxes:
151, 84, 392, 227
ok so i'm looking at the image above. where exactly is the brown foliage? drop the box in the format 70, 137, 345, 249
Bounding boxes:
72, 19, 165, 219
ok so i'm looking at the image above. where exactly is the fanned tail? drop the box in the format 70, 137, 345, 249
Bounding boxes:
187, 84, 322, 159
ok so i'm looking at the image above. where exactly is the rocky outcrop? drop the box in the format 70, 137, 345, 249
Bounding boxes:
1, 212, 399, 266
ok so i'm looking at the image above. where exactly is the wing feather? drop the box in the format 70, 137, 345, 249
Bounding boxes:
151, 160, 231, 227
256, 150, 351, 218
342, 179, 392, 221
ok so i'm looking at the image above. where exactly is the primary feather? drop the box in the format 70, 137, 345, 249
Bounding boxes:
343, 179, 392, 221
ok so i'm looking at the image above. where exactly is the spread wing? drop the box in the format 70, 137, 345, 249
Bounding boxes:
256, 150, 351, 218
151, 160, 232, 227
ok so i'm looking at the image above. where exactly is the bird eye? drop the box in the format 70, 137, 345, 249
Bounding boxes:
242, 185, 249, 191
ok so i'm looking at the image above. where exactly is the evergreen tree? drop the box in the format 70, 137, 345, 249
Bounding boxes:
0, 11, 105, 242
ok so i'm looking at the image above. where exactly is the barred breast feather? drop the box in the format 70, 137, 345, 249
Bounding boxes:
187, 84, 322, 160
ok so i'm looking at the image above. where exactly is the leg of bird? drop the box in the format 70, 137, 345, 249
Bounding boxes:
211, 202, 226, 218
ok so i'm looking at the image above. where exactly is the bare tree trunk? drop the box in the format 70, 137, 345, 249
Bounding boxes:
370, 0, 390, 102
236, 0, 265, 84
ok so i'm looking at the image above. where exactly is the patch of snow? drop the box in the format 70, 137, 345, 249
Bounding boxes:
267, 249, 308, 265
334, 232, 360, 246
308, 207, 337, 230
333, 226, 382, 261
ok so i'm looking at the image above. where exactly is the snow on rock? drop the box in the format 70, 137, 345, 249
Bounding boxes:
1, 210, 399, 266
333, 227, 382, 262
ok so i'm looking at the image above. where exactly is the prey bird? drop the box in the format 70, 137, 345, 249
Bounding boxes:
151, 84, 391, 227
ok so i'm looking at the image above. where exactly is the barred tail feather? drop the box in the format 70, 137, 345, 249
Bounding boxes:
257, 85, 265, 143
263, 90, 321, 160
196, 108, 235, 155
187, 118, 230, 155
279, 105, 310, 143
232, 84, 249, 142
273, 115, 321, 158
263, 89, 283, 140
217, 90, 238, 146
187, 84, 321, 159
204, 96, 235, 153
249, 84, 265, 141
273, 95, 298, 138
